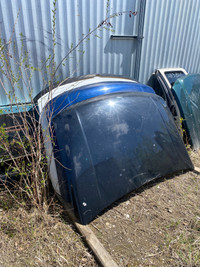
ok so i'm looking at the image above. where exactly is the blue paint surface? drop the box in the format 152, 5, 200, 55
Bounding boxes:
45, 81, 155, 118
52, 92, 193, 224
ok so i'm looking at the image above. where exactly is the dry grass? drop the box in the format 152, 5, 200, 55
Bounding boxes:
0, 193, 97, 267
0, 151, 200, 267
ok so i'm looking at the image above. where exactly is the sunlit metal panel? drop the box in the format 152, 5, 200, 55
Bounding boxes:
139, 0, 200, 83
0, 0, 138, 105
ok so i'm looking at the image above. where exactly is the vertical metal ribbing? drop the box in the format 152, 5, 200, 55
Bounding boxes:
134, 0, 146, 81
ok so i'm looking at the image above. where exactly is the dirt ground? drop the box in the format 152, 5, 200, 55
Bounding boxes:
90, 150, 200, 266
0, 151, 200, 266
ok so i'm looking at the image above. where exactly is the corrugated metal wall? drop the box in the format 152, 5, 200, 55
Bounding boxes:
139, 0, 200, 83
0, 0, 199, 105
0, 0, 139, 105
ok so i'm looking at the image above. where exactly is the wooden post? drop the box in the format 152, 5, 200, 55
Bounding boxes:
194, 166, 200, 173
57, 195, 119, 267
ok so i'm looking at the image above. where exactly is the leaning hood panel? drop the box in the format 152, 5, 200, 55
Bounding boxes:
172, 74, 200, 150
52, 92, 193, 224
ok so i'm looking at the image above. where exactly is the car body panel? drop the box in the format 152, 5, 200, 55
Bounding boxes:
38, 76, 193, 224
172, 74, 200, 150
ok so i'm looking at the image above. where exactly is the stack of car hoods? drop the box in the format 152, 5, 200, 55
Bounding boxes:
37, 75, 193, 224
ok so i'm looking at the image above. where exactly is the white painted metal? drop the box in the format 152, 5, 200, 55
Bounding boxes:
139, 0, 200, 83
0, 0, 200, 105
37, 76, 136, 112
157, 68, 188, 89
0, 0, 139, 106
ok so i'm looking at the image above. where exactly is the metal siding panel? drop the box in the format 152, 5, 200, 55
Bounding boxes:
139, 0, 200, 83
0, 0, 142, 106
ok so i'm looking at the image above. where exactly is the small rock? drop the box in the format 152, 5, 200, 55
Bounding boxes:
167, 208, 173, 213
81, 257, 88, 263
105, 222, 110, 227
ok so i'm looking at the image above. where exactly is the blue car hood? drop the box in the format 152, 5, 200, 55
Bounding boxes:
50, 91, 193, 224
